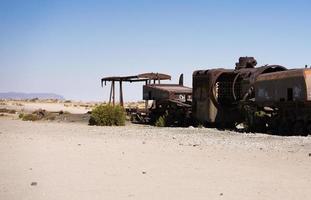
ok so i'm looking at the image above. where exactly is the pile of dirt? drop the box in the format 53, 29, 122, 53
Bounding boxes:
19, 109, 90, 123
0, 108, 17, 114
20, 109, 56, 121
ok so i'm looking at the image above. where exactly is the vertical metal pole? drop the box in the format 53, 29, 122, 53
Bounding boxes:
145, 80, 148, 111
112, 81, 115, 106
145, 100, 148, 111
109, 82, 113, 104
119, 81, 124, 107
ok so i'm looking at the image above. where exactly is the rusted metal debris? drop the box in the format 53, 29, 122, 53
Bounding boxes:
140, 74, 193, 126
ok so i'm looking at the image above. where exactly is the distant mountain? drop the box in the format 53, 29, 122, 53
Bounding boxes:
0, 92, 65, 100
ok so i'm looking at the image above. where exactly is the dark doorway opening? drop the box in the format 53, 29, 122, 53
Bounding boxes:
287, 88, 293, 101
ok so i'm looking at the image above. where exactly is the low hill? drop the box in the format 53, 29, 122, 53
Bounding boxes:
0, 92, 65, 100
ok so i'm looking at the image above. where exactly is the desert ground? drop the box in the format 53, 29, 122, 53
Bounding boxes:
1, 100, 311, 200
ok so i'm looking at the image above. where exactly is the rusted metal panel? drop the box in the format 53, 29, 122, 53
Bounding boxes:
144, 84, 192, 93
192, 69, 233, 124
137, 73, 171, 80
255, 69, 308, 103
143, 84, 192, 101
256, 69, 304, 81
101, 73, 171, 85
304, 70, 311, 101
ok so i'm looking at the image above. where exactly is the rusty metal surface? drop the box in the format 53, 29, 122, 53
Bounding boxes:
304, 70, 311, 101
256, 69, 305, 81
192, 57, 287, 127
101, 73, 171, 85
137, 73, 171, 80
143, 84, 192, 101
255, 69, 308, 103
235, 56, 257, 70
144, 84, 192, 93
192, 69, 233, 124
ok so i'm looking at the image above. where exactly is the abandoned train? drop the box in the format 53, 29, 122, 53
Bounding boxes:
144, 57, 311, 135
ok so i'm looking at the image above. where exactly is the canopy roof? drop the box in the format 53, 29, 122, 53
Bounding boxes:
101, 72, 171, 86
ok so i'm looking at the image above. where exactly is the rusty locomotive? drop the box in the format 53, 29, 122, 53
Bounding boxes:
102, 57, 311, 135
192, 57, 311, 135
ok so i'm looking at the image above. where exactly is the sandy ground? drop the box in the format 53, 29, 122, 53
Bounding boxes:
1, 115, 311, 200
1, 101, 91, 114
0, 100, 145, 115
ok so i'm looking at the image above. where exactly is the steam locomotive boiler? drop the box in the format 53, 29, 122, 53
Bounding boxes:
192, 57, 311, 135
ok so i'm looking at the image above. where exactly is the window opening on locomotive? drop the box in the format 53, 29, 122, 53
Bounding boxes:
287, 88, 293, 101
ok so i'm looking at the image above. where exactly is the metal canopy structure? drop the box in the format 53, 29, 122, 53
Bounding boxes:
101, 72, 171, 107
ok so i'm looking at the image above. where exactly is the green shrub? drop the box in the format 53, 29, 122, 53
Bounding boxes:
155, 115, 166, 127
89, 104, 126, 126
18, 113, 24, 119
22, 114, 39, 121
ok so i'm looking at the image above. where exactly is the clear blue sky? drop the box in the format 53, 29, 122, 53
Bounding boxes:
1, 0, 310, 101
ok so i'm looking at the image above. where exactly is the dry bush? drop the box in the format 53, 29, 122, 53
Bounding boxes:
20, 109, 56, 121
18, 113, 24, 119
89, 104, 125, 126
32, 109, 47, 119
29, 98, 39, 102
46, 115, 56, 121
0, 108, 16, 114
22, 114, 39, 121
155, 115, 166, 127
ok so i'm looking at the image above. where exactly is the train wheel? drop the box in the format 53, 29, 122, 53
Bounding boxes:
293, 121, 306, 136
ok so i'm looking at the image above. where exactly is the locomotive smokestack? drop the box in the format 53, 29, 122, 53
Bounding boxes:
179, 74, 184, 86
